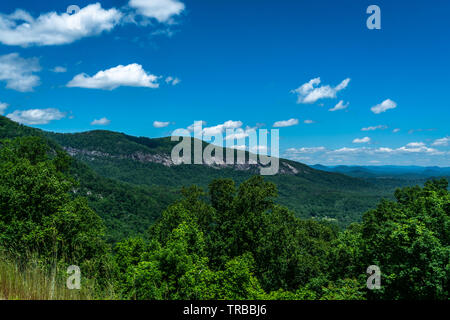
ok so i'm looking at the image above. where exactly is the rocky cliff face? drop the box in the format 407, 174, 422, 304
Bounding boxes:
63, 147, 303, 175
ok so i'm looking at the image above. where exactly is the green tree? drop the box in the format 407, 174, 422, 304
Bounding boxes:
0, 137, 113, 283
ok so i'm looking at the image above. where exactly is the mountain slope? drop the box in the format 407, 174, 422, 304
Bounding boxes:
42, 125, 390, 226
0, 115, 403, 238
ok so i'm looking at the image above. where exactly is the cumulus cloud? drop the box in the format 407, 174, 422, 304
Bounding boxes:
432, 136, 450, 146
202, 120, 243, 136
129, 0, 185, 23
91, 117, 110, 126
185, 120, 257, 141
0, 53, 41, 92
304, 120, 315, 124
153, 120, 170, 128
67, 63, 159, 90
0, 4, 122, 47
273, 118, 299, 128
393, 128, 400, 133
353, 137, 371, 144
7, 108, 65, 125
361, 125, 388, 131
291, 77, 350, 104
0, 102, 8, 115
371, 99, 397, 114
329, 100, 349, 112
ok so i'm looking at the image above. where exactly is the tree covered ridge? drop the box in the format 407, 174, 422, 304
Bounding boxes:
0, 136, 448, 299
0, 114, 422, 236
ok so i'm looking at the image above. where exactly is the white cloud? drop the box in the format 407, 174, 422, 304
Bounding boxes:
153, 120, 170, 128
129, 0, 185, 23
353, 137, 371, 144
202, 120, 243, 136
284, 142, 447, 166
406, 142, 425, 148
224, 126, 258, 141
371, 99, 397, 114
330, 147, 362, 154
432, 136, 449, 146
291, 77, 350, 104
51, 66, 67, 73
0, 102, 8, 115
393, 128, 400, 133
187, 120, 207, 132
329, 100, 349, 112
67, 63, 159, 90
0, 4, 122, 47
361, 125, 388, 131
165, 76, 180, 85
304, 120, 315, 124
7, 108, 65, 125
273, 118, 299, 128
408, 128, 436, 134
250, 145, 268, 152
374, 144, 442, 155
285, 147, 326, 154
395, 145, 441, 155
0, 53, 41, 92
91, 117, 110, 126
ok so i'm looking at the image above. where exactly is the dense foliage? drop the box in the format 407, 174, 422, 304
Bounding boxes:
114, 176, 449, 300
0, 137, 115, 287
0, 134, 448, 300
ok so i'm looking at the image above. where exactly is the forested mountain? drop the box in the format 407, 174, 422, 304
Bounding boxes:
0, 115, 448, 300
1, 116, 389, 240
1, 115, 445, 242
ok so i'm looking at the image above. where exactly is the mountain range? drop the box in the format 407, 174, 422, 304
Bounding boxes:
1, 115, 446, 243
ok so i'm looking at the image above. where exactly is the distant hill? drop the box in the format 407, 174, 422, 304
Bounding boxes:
1, 115, 442, 241
311, 164, 450, 180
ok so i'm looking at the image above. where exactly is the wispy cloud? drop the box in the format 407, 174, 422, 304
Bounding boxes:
361, 125, 388, 131
0, 53, 41, 92
51, 66, 67, 73
91, 117, 111, 126
153, 120, 171, 128
285, 147, 326, 154
353, 137, 371, 144
329, 100, 349, 112
432, 136, 450, 146
67, 63, 159, 90
165, 76, 180, 85
291, 77, 350, 104
371, 99, 397, 114
273, 118, 299, 128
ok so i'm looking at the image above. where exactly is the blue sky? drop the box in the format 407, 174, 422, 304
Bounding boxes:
0, 0, 449, 166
